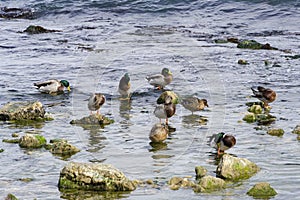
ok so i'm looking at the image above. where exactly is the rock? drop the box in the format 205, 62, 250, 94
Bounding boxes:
256, 114, 276, 125
11, 133, 19, 138
243, 112, 256, 123
297, 135, 300, 141
149, 123, 169, 143
237, 40, 278, 50
70, 114, 114, 127
194, 175, 225, 193
216, 154, 260, 181
5, 193, 18, 200
292, 125, 300, 135
195, 166, 207, 179
58, 162, 136, 191
0, 149, 4, 153
2, 139, 19, 144
19, 134, 46, 148
247, 182, 277, 198
168, 177, 195, 190
157, 91, 179, 104
23, 25, 61, 34
0, 7, 34, 19
49, 141, 80, 157
238, 59, 249, 65
267, 128, 284, 137
0, 101, 50, 121
248, 105, 263, 114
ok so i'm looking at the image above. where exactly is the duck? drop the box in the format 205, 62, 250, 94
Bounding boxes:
34, 79, 71, 94
149, 123, 169, 143
209, 132, 236, 155
146, 68, 173, 90
118, 73, 131, 99
87, 93, 106, 115
154, 95, 176, 124
181, 97, 208, 114
251, 86, 276, 108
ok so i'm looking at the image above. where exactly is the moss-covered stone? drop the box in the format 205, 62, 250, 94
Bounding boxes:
5, 193, 18, 200
243, 113, 256, 123
267, 128, 284, 137
256, 114, 276, 125
216, 154, 260, 181
11, 133, 19, 138
70, 114, 114, 127
49, 141, 80, 157
0, 148, 4, 153
58, 162, 136, 191
238, 59, 249, 65
247, 182, 277, 198
195, 166, 207, 179
237, 40, 278, 50
168, 177, 195, 190
248, 105, 263, 114
2, 139, 19, 144
157, 91, 179, 104
23, 25, 60, 34
19, 134, 46, 148
194, 175, 225, 193
292, 125, 300, 135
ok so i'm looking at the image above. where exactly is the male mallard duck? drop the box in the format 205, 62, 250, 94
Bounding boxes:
181, 97, 208, 114
251, 86, 276, 108
154, 95, 176, 124
87, 93, 105, 115
118, 73, 131, 99
149, 123, 169, 143
146, 68, 173, 90
209, 132, 236, 155
34, 79, 70, 94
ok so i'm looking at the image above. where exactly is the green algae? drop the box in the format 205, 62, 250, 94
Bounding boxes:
247, 182, 277, 198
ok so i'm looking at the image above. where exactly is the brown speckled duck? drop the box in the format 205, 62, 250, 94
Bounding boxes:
118, 73, 131, 99
209, 132, 236, 155
181, 97, 208, 115
149, 123, 169, 143
154, 95, 176, 124
88, 93, 106, 115
251, 86, 276, 108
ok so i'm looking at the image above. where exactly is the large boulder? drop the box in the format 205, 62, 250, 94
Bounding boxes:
0, 101, 48, 121
216, 154, 260, 181
58, 162, 136, 191
247, 182, 277, 198
194, 175, 225, 193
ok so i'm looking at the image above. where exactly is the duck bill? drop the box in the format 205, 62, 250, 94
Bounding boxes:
67, 86, 71, 92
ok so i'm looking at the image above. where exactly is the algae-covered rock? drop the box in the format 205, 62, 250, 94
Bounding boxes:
216, 154, 260, 181
157, 91, 179, 104
247, 182, 277, 198
256, 113, 276, 125
267, 128, 284, 137
248, 105, 263, 114
0, 7, 34, 19
194, 175, 225, 193
19, 134, 46, 148
243, 112, 256, 123
237, 40, 278, 50
292, 125, 300, 135
168, 177, 195, 190
195, 166, 207, 179
58, 162, 136, 191
0, 101, 48, 121
23, 25, 60, 34
2, 139, 19, 144
238, 59, 249, 65
49, 141, 80, 156
0, 149, 4, 153
70, 114, 114, 127
5, 193, 18, 200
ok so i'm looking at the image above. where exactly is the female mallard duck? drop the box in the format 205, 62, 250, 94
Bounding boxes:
181, 97, 208, 114
251, 86, 276, 108
118, 73, 131, 99
34, 79, 71, 94
88, 93, 106, 115
209, 132, 236, 155
146, 68, 173, 90
149, 123, 169, 143
154, 95, 176, 124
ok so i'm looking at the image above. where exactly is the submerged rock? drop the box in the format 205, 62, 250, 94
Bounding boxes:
157, 91, 179, 104
58, 162, 136, 191
292, 125, 300, 135
2, 139, 19, 144
237, 40, 278, 50
70, 114, 114, 127
19, 134, 46, 148
238, 59, 249, 65
0, 101, 50, 121
267, 128, 284, 137
48, 141, 80, 158
0, 149, 4, 153
243, 112, 256, 123
243, 103, 276, 125
216, 154, 260, 181
168, 177, 195, 190
0, 7, 34, 19
194, 175, 225, 193
195, 166, 207, 179
248, 105, 263, 114
5, 193, 18, 200
23, 25, 61, 34
247, 182, 277, 198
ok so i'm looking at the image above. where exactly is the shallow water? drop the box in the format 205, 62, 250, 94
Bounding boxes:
0, 0, 300, 199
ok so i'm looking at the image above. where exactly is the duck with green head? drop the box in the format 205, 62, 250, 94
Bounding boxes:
88, 93, 106, 115
34, 79, 71, 94
209, 132, 236, 155
181, 97, 208, 115
146, 68, 173, 90
154, 95, 176, 125
118, 73, 131, 99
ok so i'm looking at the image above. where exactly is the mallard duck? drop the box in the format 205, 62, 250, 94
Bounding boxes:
209, 132, 236, 155
157, 90, 179, 104
118, 73, 131, 99
154, 95, 176, 124
181, 97, 208, 114
87, 93, 105, 115
34, 79, 70, 94
146, 68, 173, 90
149, 123, 169, 143
251, 86, 276, 108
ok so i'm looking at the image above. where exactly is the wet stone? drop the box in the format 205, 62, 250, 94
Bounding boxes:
195, 166, 207, 179
247, 182, 277, 198
19, 134, 46, 148
194, 175, 225, 193
267, 128, 284, 137
292, 125, 300, 135
22, 25, 61, 34
70, 114, 114, 127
